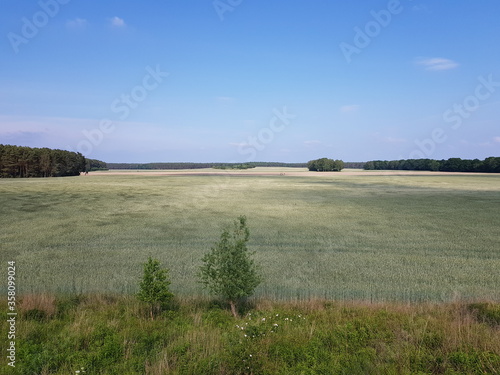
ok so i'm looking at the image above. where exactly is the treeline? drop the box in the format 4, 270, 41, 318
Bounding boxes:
307, 158, 344, 172
0, 144, 86, 178
364, 157, 500, 173
85, 158, 108, 171
107, 162, 309, 169
213, 164, 256, 170
344, 162, 364, 169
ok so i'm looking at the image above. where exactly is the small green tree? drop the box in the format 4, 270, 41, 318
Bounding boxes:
199, 216, 261, 317
137, 257, 174, 320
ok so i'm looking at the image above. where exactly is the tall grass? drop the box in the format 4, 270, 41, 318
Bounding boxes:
0, 295, 499, 374
0, 169, 499, 301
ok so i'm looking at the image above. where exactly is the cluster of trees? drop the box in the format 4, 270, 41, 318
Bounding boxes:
0, 144, 86, 178
364, 157, 500, 173
139, 216, 260, 319
307, 158, 345, 172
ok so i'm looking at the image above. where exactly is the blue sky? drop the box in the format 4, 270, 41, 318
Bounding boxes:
1, 1, 499, 163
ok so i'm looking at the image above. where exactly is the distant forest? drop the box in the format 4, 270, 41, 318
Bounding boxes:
107, 162, 307, 169
106, 162, 365, 169
364, 157, 500, 173
0, 145, 107, 178
3, 144, 498, 177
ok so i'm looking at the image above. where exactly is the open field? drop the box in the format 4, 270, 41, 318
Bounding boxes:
90, 168, 499, 177
1, 168, 499, 301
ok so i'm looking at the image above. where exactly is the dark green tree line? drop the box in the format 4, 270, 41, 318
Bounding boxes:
363, 157, 500, 173
106, 162, 309, 169
85, 158, 108, 172
0, 144, 90, 177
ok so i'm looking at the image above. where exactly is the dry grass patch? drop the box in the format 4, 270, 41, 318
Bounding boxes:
20, 293, 56, 319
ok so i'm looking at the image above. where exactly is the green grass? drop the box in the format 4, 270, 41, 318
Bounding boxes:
1, 295, 499, 374
1, 168, 499, 301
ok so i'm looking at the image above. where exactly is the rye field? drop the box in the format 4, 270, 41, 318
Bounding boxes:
1, 168, 499, 302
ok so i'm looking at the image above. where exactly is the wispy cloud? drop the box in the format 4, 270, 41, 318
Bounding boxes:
416, 57, 459, 71
304, 140, 322, 146
493, 136, 500, 143
339, 105, 360, 113
110, 16, 126, 27
66, 18, 87, 29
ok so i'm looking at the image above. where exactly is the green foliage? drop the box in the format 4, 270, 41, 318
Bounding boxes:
1, 296, 500, 374
137, 257, 174, 319
307, 157, 344, 171
0, 144, 86, 177
363, 157, 500, 172
199, 216, 261, 316
468, 303, 500, 326
85, 158, 108, 171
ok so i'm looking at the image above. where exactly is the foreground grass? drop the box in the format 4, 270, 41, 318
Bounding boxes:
1, 295, 499, 374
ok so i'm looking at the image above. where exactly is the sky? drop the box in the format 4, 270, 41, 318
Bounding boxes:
1, 1, 499, 163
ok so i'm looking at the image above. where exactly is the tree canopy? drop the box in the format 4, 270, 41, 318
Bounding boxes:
363, 157, 500, 173
307, 158, 345, 172
0, 144, 87, 178
199, 216, 261, 317
137, 257, 174, 320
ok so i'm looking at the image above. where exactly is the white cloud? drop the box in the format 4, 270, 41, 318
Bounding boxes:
416, 57, 459, 71
66, 18, 87, 28
110, 16, 126, 27
339, 105, 360, 113
493, 136, 500, 143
